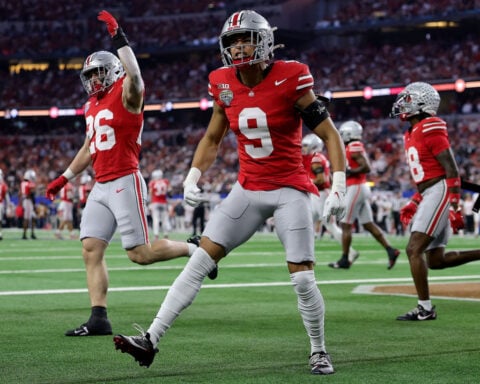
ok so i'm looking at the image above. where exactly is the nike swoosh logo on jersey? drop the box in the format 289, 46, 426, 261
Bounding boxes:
116, 188, 125, 193
275, 79, 287, 86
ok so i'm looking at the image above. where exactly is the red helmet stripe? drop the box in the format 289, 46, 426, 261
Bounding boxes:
231, 12, 241, 27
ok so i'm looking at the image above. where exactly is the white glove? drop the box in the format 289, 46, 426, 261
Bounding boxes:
183, 168, 203, 207
184, 183, 203, 207
322, 171, 346, 222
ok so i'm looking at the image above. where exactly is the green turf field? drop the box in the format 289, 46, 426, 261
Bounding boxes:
1, 228, 479, 384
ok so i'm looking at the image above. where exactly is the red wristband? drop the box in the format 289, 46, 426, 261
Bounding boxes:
446, 177, 460, 188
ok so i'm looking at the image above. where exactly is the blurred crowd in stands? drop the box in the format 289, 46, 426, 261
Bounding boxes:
314, 0, 479, 28
0, 0, 479, 235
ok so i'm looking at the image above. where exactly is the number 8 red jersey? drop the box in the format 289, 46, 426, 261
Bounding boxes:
403, 116, 451, 185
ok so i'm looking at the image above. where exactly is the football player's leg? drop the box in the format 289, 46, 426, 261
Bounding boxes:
151, 205, 160, 239
147, 183, 266, 346
275, 189, 328, 355
66, 199, 115, 336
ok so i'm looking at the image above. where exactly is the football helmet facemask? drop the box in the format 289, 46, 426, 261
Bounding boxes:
339, 121, 363, 143
219, 10, 282, 67
301, 134, 324, 155
391, 81, 440, 120
80, 51, 125, 96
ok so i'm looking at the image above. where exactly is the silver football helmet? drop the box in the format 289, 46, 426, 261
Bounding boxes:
80, 172, 92, 185
391, 82, 440, 119
24, 169, 36, 181
219, 10, 281, 67
339, 121, 363, 143
301, 134, 324, 155
80, 51, 125, 96
151, 169, 163, 180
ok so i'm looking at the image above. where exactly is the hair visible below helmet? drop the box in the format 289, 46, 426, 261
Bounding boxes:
24, 169, 36, 181
80, 51, 125, 96
301, 134, 324, 155
151, 169, 163, 180
391, 81, 440, 119
219, 10, 280, 67
339, 121, 363, 143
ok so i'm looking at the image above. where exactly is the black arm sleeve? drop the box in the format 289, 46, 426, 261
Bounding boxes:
299, 96, 330, 131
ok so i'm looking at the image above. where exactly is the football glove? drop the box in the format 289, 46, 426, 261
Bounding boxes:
46, 176, 68, 201
449, 208, 465, 234
183, 168, 206, 207
98, 10, 119, 37
322, 172, 346, 222
183, 183, 204, 207
323, 190, 346, 222
400, 192, 422, 226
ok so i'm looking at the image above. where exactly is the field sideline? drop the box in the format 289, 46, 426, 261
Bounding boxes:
1, 228, 479, 383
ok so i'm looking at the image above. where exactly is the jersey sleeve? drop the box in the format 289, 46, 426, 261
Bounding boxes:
423, 127, 450, 156
277, 60, 314, 102
208, 67, 232, 108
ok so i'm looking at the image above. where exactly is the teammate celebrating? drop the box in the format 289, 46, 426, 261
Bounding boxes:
391, 81, 480, 320
328, 121, 400, 269
114, 10, 346, 375
302, 133, 359, 259
46, 10, 200, 336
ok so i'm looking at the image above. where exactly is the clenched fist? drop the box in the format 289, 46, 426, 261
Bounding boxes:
46, 176, 68, 201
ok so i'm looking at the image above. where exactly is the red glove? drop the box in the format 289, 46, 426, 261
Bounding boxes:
98, 10, 119, 37
46, 176, 68, 201
449, 208, 465, 234
400, 192, 422, 227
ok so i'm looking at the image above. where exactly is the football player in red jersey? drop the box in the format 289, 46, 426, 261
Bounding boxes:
46, 10, 205, 337
20, 169, 37, 240
302, 133, 359, 259
148, 169, 172, 240
328, 121, 400, 270
54, 181, 76, 240
391, 82, 480, 321
0, 169, 10, 240
114, 10, 346, 375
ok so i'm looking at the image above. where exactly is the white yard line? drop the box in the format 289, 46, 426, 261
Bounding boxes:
1, 275, 480, 296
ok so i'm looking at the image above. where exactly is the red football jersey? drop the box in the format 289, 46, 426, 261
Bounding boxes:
60, 182, 74, 202
345, 141, 368, 186
0, 182, 7, 203
208, 60, 317, 195
79, 184, 92, 205
302, 152, 331, 191
84, 76, 143, 183
149, 178, 170, 204
20, 180, 35, 197
403, 116, 451, 185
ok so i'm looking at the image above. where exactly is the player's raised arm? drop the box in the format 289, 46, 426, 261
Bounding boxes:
97, 10, 144, 112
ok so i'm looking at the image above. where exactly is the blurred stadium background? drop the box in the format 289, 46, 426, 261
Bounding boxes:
1, 0, 479, 234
